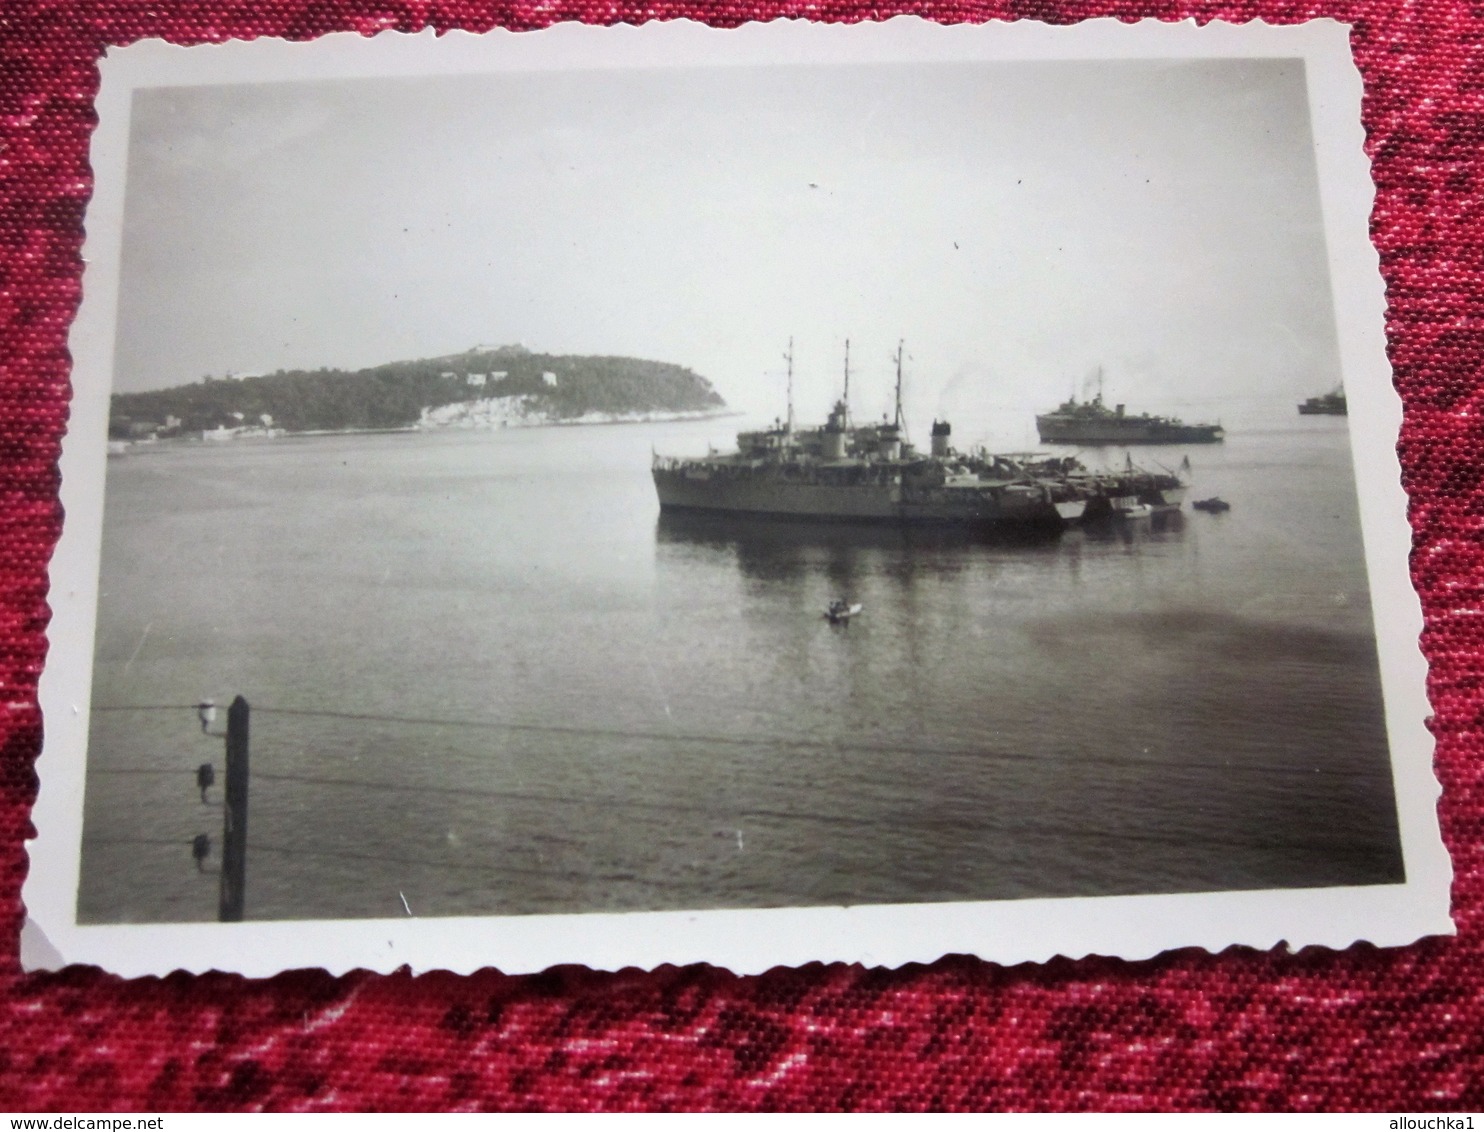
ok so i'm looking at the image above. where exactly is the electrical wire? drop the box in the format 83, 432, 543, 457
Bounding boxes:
90, 702, 1392, 781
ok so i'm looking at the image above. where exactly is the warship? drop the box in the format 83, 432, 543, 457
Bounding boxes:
1298, 388, 1347, 416
1036, 381, 1224, 445
652, 342, 1088, 533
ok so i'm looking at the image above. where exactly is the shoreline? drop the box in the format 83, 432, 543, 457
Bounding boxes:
107, 408, 740, 454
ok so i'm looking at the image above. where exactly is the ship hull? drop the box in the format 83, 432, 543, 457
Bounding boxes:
652, 468, 1067, 530
1036, 417, 1224, 445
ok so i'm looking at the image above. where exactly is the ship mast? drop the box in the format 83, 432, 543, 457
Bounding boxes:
784, 337, 795, 434
892, 339, 905, 434
843, 338, 851, 426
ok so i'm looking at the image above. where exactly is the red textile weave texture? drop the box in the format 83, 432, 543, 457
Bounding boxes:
2, 0, 1482, 1112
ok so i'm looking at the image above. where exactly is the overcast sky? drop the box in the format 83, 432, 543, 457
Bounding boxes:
115, 57, 1340, 439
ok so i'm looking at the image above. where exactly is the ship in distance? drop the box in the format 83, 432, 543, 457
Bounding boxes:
652, 343, 1188, 533
1036, 387, 1224, 445
1298, 387, 1347, 416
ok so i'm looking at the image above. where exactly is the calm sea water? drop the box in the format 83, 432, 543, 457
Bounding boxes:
78, 413, 1404, 923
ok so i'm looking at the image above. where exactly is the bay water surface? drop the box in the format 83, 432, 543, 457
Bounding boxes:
79, 413, 1404, 922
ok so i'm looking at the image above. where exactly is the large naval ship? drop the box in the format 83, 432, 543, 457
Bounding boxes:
653, 344, 1190, 533
1036, 388, 1224, 445
1298, 388, 1347, 416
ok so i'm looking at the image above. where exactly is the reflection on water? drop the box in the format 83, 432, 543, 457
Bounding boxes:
655, 504, 1191, 598
655, 508, 1069, 589
656, 508, 1073, 551
78, 418, 1404, 923
1077, 506, 1186, 544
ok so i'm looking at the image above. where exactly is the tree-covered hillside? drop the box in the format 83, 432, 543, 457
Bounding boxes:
109, 345, 727, 436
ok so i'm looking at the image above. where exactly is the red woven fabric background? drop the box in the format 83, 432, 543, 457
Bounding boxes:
2, 0, 1481, 1112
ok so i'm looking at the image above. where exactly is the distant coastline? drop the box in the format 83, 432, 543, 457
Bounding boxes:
108, 344, 728, 444
106, 406, 737, 454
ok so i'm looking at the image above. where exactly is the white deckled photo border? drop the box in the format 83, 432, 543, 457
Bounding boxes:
24, 16, 1452, 977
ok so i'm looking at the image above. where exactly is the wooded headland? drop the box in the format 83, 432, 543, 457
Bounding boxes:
109, 345, 727, 437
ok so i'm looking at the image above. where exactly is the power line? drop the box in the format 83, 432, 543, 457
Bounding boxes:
90, 767, 911, 829
83, 761, 1399, 864
85, 800, 1382, 877
90, 702, 1392, 781
93, 704, 203, 712
81, 694, 1405, 923
81, 836, 601, 882
245, 772, 1395, 859
252, 770, 876, 828
84, 837, 202, 851
243, 841, 717, 893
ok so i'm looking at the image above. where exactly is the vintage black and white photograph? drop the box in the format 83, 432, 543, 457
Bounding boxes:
26, 20, 1450, 976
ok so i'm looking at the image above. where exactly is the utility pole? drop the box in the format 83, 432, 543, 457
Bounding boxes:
219, 695, 250, 922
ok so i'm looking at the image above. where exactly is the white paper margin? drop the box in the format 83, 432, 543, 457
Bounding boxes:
24, 16, 1453, 978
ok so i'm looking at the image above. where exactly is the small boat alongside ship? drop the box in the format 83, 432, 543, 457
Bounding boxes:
1193, 497, 1231, 513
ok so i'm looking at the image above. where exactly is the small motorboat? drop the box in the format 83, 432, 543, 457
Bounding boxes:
1118, 503, 1153, 519
824, 600, 863, 624
1193, 497, 1231, 513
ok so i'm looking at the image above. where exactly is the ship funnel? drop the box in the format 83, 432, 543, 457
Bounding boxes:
823, 399, 849, 461
930, 420, 952, 458
878, 424, 902, 461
